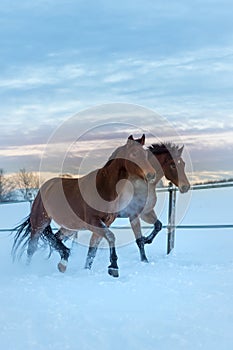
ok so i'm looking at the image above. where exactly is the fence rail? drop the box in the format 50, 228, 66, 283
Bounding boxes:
155, 181, 233, 193
1, 182, 233, 253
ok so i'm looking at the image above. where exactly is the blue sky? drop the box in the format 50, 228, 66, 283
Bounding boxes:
1, 0, 233, 182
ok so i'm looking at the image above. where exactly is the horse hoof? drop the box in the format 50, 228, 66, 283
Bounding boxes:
143, 236, 153, 245
141, 257, 149, 263
84, 264, 92, 270
108, 267, 119, 278
57, 259, 67, 273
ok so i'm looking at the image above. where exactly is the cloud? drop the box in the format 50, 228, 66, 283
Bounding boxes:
0, 63, 87, 90
1, 0, 233, 182
103, 72, 133, 84
1, 45, 233, 121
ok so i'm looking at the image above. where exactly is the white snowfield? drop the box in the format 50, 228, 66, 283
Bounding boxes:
0, 186, 233, 350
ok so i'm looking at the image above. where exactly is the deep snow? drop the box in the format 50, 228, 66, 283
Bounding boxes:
0, 186, 233, 350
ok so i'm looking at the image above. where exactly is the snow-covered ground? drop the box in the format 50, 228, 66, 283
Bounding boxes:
0, 186, 233, 350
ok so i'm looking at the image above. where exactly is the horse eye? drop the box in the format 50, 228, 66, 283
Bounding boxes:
177, 159, 184, 166
170, 163, 176, 169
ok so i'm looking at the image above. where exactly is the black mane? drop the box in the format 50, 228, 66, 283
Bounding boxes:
148, 142, 181, 157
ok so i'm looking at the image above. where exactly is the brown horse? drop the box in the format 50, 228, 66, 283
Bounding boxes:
12, 135, 155, 277
83, 139, 190, 267
56, 137, 190, 267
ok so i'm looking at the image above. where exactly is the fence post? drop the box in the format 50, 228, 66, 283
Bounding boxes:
167, 182, 176, 254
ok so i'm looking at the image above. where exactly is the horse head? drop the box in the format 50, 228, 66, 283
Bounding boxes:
112, 134, 156, 182
148, 143, 190, 193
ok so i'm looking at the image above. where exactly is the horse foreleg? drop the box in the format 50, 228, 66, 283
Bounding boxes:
85, 233, 103, 269
130, 216, 148, 262
91, 222, 118, 277
104, 229, 119, 278
141, 210, 163, 244
108, 246, 118, 277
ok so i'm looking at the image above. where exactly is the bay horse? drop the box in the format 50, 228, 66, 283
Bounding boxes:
12, 135, 155, 277
55, 137, 190, 267
84, 139, 190, 267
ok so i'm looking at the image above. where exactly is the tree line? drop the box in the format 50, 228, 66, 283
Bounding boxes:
1, 167, 232, 203
0, 168, 40, 202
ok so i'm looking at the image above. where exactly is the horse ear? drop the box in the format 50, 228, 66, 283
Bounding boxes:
128, 134, 145, 145
178, 145, 184, 156
127, 135, 134, 145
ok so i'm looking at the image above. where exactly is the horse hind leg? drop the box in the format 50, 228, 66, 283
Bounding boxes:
43, 226, 70, 273
11, 217, 37, 264
27, 231, 40, 264
27, 224, 51, 264
27, 192, 51, 264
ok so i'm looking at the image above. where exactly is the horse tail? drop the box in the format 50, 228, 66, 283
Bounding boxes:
11, 216, 31, 261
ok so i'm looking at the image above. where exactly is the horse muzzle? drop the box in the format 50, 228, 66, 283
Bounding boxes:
179, 184, 190, 193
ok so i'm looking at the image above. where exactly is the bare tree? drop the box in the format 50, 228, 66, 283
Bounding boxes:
18, 168, 40, 200
0, 168, 5, 201
7, 168, 40, 201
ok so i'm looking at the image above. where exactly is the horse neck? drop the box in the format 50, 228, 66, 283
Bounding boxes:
149, 153, 167, 184
96, 159, 127, 201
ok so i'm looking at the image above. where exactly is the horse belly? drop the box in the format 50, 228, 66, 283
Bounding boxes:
140, 190, 157, 215
118, 195, 147, 218
119, 184, 157, 218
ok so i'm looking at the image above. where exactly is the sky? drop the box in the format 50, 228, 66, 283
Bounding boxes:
1, 0, 233, 183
